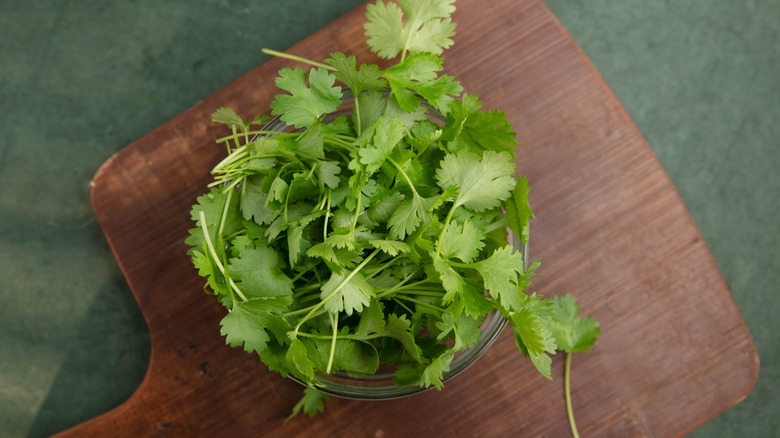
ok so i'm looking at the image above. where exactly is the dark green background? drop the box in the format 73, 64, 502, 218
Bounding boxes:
1, 1, 777, 436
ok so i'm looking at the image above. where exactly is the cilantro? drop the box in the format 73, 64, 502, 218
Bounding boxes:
286, 387, 330, 421
365, 0, 456, 60
549, 294, 601, 438
186, 0, 600, 425
270, 67, 342, 129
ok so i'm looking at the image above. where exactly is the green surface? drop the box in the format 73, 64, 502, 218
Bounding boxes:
0, 0, 776, 436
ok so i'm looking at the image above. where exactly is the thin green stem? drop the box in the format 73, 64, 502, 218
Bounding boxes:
395, 295, 444, 313
262, 48, 335, 70
364, 256, 400, 279
324, 135, 356, 151
198, 211, 248, 302
484, 216, 508, 234
387, 157, 419, 197
350, 191, 362, 235
375, 275, 427, 299
393, 297, 414, 315
326, 313, 339, 374
290, 268, 310, 284
215, 130, 299, 145
565, 352, 580, 438
432, 203, 457, 262
217, 186, 234, 236
212, 146, 248, 172
231, 125, 240, 150
354, 96, 362, 136
323, 190, 332, 240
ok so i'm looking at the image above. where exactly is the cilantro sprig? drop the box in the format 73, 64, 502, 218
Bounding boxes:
187, 0, 600, 425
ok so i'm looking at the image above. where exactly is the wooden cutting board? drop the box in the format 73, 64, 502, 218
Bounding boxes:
60, 0, 758, 436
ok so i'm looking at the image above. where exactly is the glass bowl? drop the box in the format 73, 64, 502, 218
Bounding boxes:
252, 91, 529, 400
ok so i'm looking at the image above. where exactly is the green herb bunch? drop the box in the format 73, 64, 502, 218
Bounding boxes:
186, 0, 585, 410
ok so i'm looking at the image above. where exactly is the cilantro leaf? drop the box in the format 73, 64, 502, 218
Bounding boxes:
420, 353, 453, 390
438, 219, 485, 263
436, 311, 482, 351
352, 301, 386, 338
287, 387, 330, 421
306, 243, 362, 271
382, 314, 423, 362
436, 150, 516, 212
240, 175, 276, 225
325, 52, 387, 95
220, 299, 291, 354
320, 271, 376, 316
367, 191, 405, 223
460, 109, 518, 156
211, 107, 246, 131
383, 53, 462, 113
292, 123, 325, 159
286, 339, 316, 383
358, 115, 406, 173
368, 239, 412, 256
507, 294, 557, 380
191, 248, 229, 296
365, 0, 456, 59
227, 246, 294, 311
549, 294, 600, 353
387, 194, 430, 239
270, 67, 342, 129
471, 246, 526, 311
441, 94, 482, 141
505, 176, 534, 245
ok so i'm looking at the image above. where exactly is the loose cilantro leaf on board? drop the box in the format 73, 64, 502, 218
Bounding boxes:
549, 294, 601, 353
549, 294, 601, 438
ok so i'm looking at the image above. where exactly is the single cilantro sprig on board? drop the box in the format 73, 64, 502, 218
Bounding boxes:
549, 294, 601, 438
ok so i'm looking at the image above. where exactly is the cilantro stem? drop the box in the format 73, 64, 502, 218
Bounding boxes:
375, 275, 428, 298
387, 157, 419, 197
213, 146, 248, 172
396, 290, 444, 297
231, 125, 240, 150
326, 313, 339, 374
484, 216, 508, 234
292, 248, 381, 337
322, 190, 332, 240
290, 268, 311, 284
565, 352, 581, 438
432, 202, 457, 262
350, 191, 361, 235
353, 97, 362, 136
262, 48, 335, 71
198, 211, 248, 302
395, 295, 444, 313
216, 130, 299, 144
364, 256, 401, 279
217, 186, 234, 236
393, 298, 414, 315
324, 135, 355, 151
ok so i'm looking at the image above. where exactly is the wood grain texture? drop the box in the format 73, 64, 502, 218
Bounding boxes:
60, 0, 757, 436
